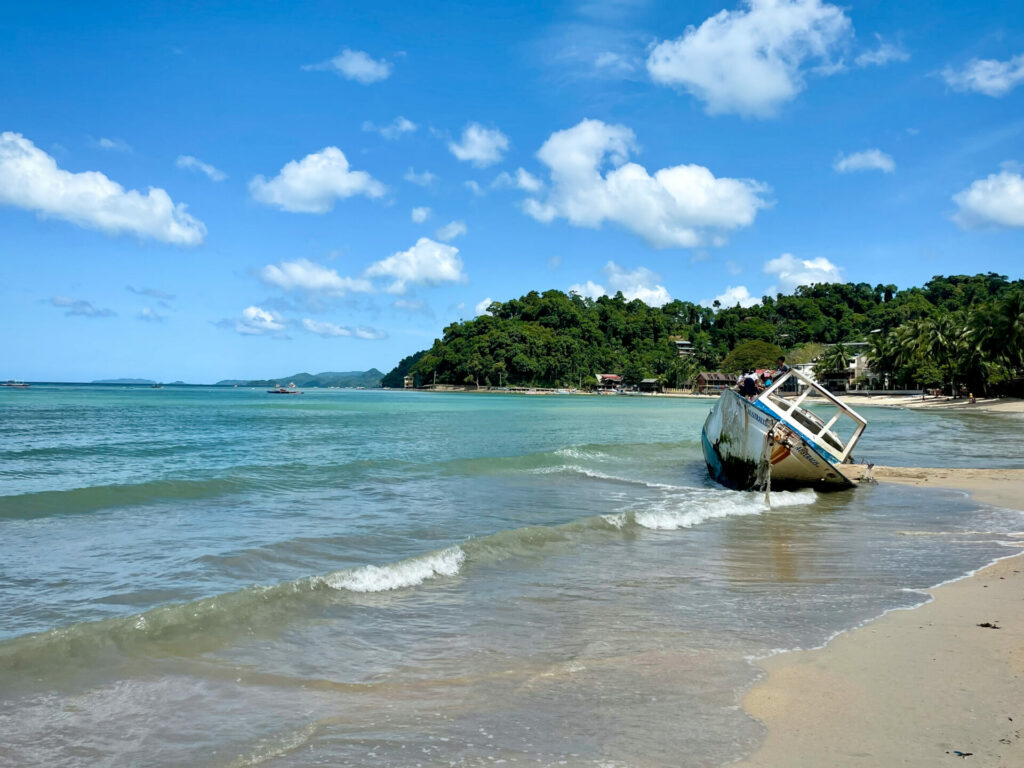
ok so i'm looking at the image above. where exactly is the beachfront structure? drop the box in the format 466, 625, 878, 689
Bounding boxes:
403, 374, 414, 389
639, 378, 661, 393
695, 372, 732, 394
596, 373, 622, 390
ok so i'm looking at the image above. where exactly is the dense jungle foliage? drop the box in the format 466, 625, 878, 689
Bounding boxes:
381, 273, 1024, 394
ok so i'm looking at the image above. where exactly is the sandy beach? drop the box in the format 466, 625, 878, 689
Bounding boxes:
736, 467, 1024, 768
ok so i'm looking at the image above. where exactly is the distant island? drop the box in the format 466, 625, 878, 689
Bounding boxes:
215, 370, 384, 388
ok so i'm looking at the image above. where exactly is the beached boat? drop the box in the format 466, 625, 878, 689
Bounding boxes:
701, 369, 866, 492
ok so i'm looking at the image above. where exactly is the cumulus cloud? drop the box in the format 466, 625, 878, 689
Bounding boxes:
435, 220, 467, 241
259, 258, 372, 295
362, 116, 417, 139
568, 280, 608, 299
301, 318, 387, 339
448, 123, 509, 167
475, 297, 495, 315
523, 119, 769, 248
304, 48, 392, 84
855, 35, 909, 67
0, 132, 206, 245
952, 170, 1024, 229
834, 148, 895, 174
942, 54, 1024, 97
411, 206, 431, 223
464, 180, 485, 196
764, 253, 842, 292
703, 285, 760, 308
176, 155, 227, 182
50, 295, 116, 318
404, 167, 437, 187
569, 262, 672, 306
250, 147, 385, 213
493, 167, 544, 192
646, 0, 852, 117
364, 237, 466, 293
234, 305, 285, 336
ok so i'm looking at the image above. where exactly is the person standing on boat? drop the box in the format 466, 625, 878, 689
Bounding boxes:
742, 371, 758, 400
775, 356, 790, 377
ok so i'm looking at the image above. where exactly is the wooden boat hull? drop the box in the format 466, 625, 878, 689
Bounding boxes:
701, 390, 855, 492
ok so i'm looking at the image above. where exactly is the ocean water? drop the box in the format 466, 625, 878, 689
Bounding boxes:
1, 386, 1022, 768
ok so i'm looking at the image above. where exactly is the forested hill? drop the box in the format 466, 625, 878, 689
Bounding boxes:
217, 370, 384, 388
381, 273, 1024, 391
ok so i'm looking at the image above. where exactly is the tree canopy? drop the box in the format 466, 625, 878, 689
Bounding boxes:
382, 273, 1024, 393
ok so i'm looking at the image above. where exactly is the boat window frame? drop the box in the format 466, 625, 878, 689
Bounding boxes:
757, 369, 867, 463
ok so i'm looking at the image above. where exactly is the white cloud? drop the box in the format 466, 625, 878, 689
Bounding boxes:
235, 306, 285, 335
763, 253, 843, 293
834, 148, 895, 174
524, 119, 769, 248
942, 54, 1024, 97
448, 123, 509, 167
97, 137, 132, 152
404, 167, 437, 186
250, 147, 385, 213
569, 262, 672, 306
50, 295, 116, 318
493, 167, 544, 192
259, 258, 372, 295
594, 51, 637, 75
646, 0, 852, 117
475, 297, 495, 315
411, 206, 431, 223
435, 220, 467, 241
464, 180, 485, 196
364, 237, 466, 293
176, 155, 226, 182
362, 116, 417, 139
138, 307, 166, 322
0, 132, 206, 245
305, 48, 392, 84
855, 35, 909, 67
726, 259, 742, 275
301, 318, 387, 339
703, 285, 760, 308
393, 298, 432, 315
952, 171, 1024, 229
568, 280, 607, 299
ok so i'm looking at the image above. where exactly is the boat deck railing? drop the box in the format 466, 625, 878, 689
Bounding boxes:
757, 369, 867, 463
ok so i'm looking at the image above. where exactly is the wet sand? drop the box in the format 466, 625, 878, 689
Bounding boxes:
735, 467, 1024, 768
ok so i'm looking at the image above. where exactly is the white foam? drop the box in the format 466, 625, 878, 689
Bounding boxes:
600, 513, 628, 529
534, 464, 687, 491
322, 547, 465, 593
634, 490, 816, 530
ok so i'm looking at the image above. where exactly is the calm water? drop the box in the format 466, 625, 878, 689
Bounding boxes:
1, 386, 1022, 767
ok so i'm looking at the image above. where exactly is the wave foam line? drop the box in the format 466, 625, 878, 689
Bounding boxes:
634, 489, 817, 530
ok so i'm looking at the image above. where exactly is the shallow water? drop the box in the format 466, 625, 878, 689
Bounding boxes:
1, 387, 1022, 767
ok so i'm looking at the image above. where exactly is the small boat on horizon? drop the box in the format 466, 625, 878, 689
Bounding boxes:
267, 382, 303, 395
701, 369, 867, 492
2, 380, 30, 388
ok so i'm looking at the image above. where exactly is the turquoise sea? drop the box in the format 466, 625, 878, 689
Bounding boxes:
2, 386, 1023, 767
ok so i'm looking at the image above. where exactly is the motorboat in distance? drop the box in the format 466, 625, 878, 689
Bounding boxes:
701, 369, 866, 492
267, 382, 303, 395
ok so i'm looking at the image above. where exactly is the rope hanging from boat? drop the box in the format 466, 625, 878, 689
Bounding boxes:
756, 424, 778, 507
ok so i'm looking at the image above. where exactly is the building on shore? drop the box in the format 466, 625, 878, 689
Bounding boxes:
695, 372, 732, 394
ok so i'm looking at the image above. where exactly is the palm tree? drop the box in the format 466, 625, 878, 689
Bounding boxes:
814, 342, 852, 379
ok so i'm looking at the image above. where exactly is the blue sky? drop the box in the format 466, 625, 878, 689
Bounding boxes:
2, 0, 1022, 382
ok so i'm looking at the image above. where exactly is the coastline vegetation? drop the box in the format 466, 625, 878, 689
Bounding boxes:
382, 273, 1024, 394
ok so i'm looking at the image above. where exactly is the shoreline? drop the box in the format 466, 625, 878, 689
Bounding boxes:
734, 467, 1024, 767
